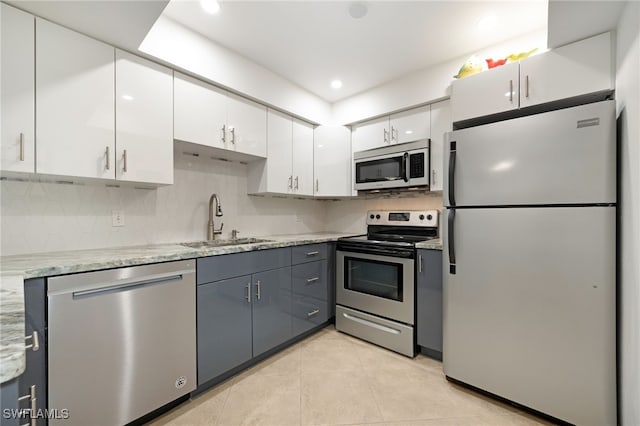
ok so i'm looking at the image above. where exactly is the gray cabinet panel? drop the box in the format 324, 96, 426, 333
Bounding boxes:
416, 250, 443, 354
22, 278, 46, 426
327, 242, 336, 318
292, 243, 328, 264
292, 260, 327, 301
1, 378, 19, 426
252, 248, 291, 273
252, 267, 292, 357
197, 248, 291, 284
292, 296, 328, 336
197, 275, 253, 384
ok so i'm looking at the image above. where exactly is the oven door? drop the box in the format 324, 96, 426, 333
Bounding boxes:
354, 152, 409, 191
336, 247, 415, 325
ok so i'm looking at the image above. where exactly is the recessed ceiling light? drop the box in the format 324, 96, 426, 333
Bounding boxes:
121, 94, 134, 101
405, 130, 413, 135
331, 79, 343, 89
201, 0, 220, 15
477, 14, 497, 30
348, 2, 368, 19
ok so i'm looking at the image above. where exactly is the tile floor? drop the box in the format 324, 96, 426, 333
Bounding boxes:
149, 326, 555, 426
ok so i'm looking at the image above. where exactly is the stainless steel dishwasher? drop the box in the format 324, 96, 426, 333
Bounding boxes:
47, 260, 196, 426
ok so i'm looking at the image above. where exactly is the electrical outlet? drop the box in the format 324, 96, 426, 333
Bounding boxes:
112, 210, 125, 227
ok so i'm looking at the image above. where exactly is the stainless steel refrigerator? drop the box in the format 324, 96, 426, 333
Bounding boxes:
443, 100, 616, 426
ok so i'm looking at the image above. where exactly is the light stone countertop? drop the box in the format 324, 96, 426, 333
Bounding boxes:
0, 274, 26, 384
415, 238, 443, 250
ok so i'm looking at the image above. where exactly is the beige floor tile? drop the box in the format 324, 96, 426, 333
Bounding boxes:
217, 374, 301, 426
301, 370, 383, 425
443, 382, 518, 418
300, 338, 363, 373
231, 344, 301, 380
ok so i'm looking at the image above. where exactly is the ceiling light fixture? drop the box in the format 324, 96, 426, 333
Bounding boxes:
200, 0, 220, 15
348, 2, 368, 19
331, 79, 343, 89
121, 94, 134, 101
477, 14, 497, 30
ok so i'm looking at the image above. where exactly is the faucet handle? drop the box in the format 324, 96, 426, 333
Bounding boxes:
231, 229, 240, 240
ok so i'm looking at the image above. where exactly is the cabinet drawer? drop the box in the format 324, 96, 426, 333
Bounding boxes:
292, 260, 327, 301
292, 296, 328, 336
197, 248, 291, 284
292, 243, 328, 264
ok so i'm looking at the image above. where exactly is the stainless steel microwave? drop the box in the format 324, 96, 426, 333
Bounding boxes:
354, 139, 429, 191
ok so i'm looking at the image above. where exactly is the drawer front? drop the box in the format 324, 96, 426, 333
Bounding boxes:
292, 260, 327, 301
197, 248, 291, 284
292, 296, 328, 336
291, 243, 328, 264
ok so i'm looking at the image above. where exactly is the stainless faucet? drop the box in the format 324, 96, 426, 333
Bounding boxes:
207, 193, 224, 240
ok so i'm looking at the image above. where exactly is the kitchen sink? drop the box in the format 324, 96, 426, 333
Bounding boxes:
180, 238, 274, 249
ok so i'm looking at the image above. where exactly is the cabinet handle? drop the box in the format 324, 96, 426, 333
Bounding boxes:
418, 254, 423, 273
245, 283, 251, 303
24, 331, 39, 352
391, 126, 397, 142
19, 133, 25, 161
315, 179, 319, 193
306, 251, 319, 256
432, 169, 436, 185
525, 75, 530, 98
288, 176, 293, 189
383, 128, 389, 143
307, 309, 320, 318
306, 277, 319, 283
256, 280, 261, 301
18, 385, 36, 426
221, 124, 226, 144
230, 127, 236, 144
509, 80, 513, 102
105, 146, 110, 170
122, 149, 128, 173
294, 176, 299, 190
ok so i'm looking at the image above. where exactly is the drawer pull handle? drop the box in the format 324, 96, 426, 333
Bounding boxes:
306, 277, 319, 283
307, 309, 320, 317
24, 331, 39, 352
18, 385, 36, 426
306, 251, 319, 256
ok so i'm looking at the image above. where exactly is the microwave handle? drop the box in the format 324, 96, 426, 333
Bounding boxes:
403, 152, 409, 182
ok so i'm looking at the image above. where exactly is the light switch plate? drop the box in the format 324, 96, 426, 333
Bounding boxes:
112, 210, 125, 227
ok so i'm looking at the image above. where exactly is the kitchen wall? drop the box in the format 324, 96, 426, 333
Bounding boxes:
0, 153, 327, 256
615, 1, 640, 424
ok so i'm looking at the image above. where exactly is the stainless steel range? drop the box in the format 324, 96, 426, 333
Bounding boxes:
336, 210, 438, 357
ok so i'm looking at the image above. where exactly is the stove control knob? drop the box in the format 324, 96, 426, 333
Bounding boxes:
369, 214, 375, 220
375, 214, 381, 220
427, 214, 433, 221
419, 214, 425, 220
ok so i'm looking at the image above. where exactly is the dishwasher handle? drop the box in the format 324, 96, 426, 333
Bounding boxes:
73, 273, 186, 299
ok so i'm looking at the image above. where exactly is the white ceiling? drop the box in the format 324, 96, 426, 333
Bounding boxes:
163, 0, 549, 102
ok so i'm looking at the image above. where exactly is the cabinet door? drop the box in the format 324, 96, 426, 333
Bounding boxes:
292, 119, 314, 196
36, 18, 115, 179
174, 72, 226, 149
313, 125, 351, 197
351, 116, 389, 152
265, 109, 293, 193
226, 92, 267, 158
252, 267, 293, 357
390, 105, 430, 144
519, 32, 613, 108
115, 50, 173, 185
429, 100, 451, 191
1, 4, 35, 174
416, 250, 443, 355
197, 276, 253, 384
451, 61, 519, 123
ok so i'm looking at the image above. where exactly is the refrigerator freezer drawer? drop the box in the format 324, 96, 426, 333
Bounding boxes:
444, 100, 616, 207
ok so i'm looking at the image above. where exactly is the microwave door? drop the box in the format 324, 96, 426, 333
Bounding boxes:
355, 154, 405, 190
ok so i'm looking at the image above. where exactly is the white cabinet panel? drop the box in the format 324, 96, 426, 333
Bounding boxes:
390, 105, 430, 144
174, 73, 226, 149
115, 50, 173, 185
226, 93, 267, 157
1, 4, 35, 173
451, 61, 519, 123
35, 18, 115, 179
265, 109, 293, 194
351, 116, 389, 152
292, 119, 314, 196
314, 125, 351, 197
429, 100, 451, 192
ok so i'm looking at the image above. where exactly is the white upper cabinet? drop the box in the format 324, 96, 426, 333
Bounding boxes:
35, 18, 115, 180
519, 32, 613, 108
390, 105, 430, 144
292, 119, 314, 196
313, 125, 352, 197
429, 100, 452, 192
174, 72, 267, 159
266, 109, 293, 194
451, 61, 519, 123
351, 116, 390, 152
115, 50, 173, 185
1, 4, 35, 174
174, 73, 227, 150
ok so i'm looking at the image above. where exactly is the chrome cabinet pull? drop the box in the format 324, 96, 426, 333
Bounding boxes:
418, 255, 423, 273
105, 146, 110, 170
383, 128, 389, 143
19, 133, 25, 161
509, 80, 513, 102
18, 385, 36, 426
306, 251, 319, 256
391, 126, 397, 142
315, 179, 319, 193
306, 277, 319, 283
230, 127, 236, 144
256, 280, 261, 301
294, 176, 299, 190
307, 309, 320, 318
288, 176, 293, 189
122, 149, 128, 173
432, 169, 436, 185
245, 283, 251, 303
24, 331, 39, 352
525, 75, 530, 98
221, 124, 226, 144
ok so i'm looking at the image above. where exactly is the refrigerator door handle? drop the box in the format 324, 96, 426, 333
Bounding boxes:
403, 152, 409, 182
448, 209, 456, 274
448, 141, 456, 206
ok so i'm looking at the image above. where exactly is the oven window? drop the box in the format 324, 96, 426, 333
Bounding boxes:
356, 156, 403, 183
345, 257, 403, 301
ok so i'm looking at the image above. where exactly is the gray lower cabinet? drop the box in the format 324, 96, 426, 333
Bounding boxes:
416, 249, 443, 357
291, 260, 329, 335
1, 278, 47, 426
197, 275, 253, 384
252, 267, 293, 357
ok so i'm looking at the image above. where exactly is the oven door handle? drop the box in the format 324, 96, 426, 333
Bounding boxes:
342, 312, 401, 335
403, 152, 409, 182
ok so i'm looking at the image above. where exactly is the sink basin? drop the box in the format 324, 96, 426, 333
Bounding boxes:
180, 238, 274, 249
